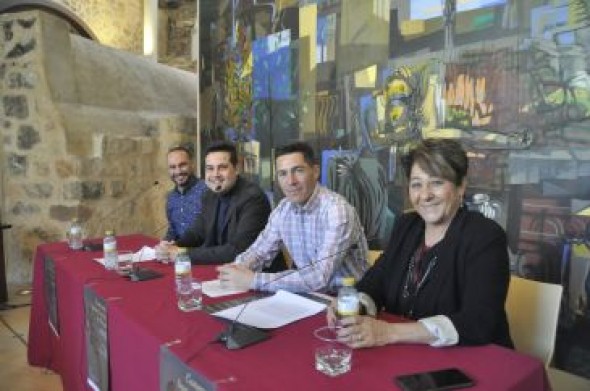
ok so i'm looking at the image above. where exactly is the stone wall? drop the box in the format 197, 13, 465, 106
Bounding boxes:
160, 0, 198, 71
0, 10, 200, 284
54, 0, 144, 53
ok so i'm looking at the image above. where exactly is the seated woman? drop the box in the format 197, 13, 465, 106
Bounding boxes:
329, 138, 513, 348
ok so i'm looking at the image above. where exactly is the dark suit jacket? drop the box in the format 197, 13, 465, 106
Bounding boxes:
357, 207, 513, 348
176, 176, 270, 265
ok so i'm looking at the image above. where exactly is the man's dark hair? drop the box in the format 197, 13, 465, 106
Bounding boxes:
275, 141, 317, 166
167, 144, 193, 160
205, 141, 238, 166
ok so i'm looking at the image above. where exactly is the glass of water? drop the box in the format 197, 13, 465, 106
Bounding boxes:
116, 250, 134, 276
177, 280, 202, 312
313, 325, 352, 377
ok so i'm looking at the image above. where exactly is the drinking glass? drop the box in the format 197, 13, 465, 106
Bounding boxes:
116, 250, 134, 276
177, 280, 202, 311
313, 325, 352, 377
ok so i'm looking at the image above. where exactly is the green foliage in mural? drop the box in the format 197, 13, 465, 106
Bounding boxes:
570, 0, 590, 24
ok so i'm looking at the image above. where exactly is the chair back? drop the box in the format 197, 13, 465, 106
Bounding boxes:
505, 276, 563, 366
367, 250, 383, 266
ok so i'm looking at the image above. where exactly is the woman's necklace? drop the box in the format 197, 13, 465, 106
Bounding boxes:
401, 225, 448, 302
424, 223, 450, 247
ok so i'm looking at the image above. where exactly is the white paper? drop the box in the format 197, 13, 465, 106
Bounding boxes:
133, 246, 156, 261
202, 279, 248, 298
94, 246, 156, 265
212, 290, 326, 329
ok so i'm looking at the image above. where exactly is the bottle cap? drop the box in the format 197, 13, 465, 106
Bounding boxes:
177, 247, 187, 254
342, 277, 355, 287
105, 230, 114, 236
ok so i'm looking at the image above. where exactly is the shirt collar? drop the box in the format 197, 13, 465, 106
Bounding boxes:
289, 183, 321, 213
215, 175, 241, 200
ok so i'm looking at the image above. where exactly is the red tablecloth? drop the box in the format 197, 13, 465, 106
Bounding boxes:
28, 235, 551, 391
28, 234, 158, 391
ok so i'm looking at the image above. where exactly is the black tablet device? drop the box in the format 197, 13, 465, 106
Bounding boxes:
395, 368, 475, 391
83, 242, 103, 252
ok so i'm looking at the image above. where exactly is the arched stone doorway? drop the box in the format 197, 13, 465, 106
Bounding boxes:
0, 0, 97, 41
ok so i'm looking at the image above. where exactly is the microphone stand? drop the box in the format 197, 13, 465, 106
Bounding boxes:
216, 297, 270, 350
216, 244, 359, 349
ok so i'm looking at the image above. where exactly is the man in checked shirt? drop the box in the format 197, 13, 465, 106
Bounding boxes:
217, 141, 369, 293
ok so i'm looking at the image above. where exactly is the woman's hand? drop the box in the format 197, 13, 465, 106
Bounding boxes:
336, 316, 437, 348
325, 299, 339, 328
335, 315, 394, 348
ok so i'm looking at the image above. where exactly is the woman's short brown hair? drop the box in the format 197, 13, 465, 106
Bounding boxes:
402, 138, 468, 186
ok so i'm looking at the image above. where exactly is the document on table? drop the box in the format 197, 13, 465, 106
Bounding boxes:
202, 279, 248, 297
93, 246, 156, 266
212, 290, 327, 329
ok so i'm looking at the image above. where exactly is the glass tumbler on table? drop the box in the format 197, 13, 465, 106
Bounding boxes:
313, 325, 352, 377
175, 248, 201, 311
116, 250, 134, 276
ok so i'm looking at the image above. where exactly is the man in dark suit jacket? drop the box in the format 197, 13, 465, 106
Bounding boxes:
160, 142, 273, 265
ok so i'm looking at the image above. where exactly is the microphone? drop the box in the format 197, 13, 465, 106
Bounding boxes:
216, 243, 360, 349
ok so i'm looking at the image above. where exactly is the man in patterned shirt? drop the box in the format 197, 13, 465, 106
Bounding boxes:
164, 145, 207, 241
217, 141, 369, 293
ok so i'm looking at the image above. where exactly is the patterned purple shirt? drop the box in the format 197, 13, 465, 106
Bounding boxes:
235, 184, 369, 293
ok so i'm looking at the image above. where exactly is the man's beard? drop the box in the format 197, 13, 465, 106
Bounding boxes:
173, 173, 189, 187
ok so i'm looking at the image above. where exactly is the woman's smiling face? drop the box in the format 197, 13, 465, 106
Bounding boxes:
408, 163, 465, 228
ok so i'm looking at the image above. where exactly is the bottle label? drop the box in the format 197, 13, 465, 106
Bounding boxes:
104, 242, 116, 252
337, 296, 360, 316
175, 262, 191, 275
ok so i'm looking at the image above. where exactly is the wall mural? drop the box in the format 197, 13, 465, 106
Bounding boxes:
204, 0, 590, 371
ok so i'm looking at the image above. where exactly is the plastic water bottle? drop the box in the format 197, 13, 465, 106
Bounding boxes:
66, 218, 84, 250
175, 248, 200, 311
337, 277, 360, 318
103, 230, 118, 270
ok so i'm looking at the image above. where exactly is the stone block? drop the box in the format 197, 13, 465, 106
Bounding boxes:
2, 20, 14, 41
17, 124, 40, 149
7, 70, 36, 89
63, 182, 82, 200
23, 183, 53, 198
20, 227, 61, 265
64, 181, 105, 200
33, 160, 50, 176
55, 159, 75, 178
79, 157, 105, 177
104, 137, 138, 156
7, 153, 27, 175
49, 205, 93, 222
110, 180, 126, 197
6, 37, 37, 59
3, 95, 29, 118
81, 181, 104, 199
11, 201, 41, 215
138, 137, 156, 154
